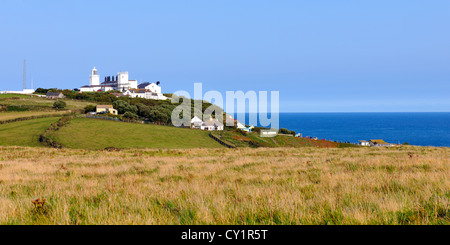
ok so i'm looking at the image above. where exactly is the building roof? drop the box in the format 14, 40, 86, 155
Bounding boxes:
137, 82, 154, 89
214, 121, 224, 127
80, 85, 102, 88
97, 105, 113, 109
46, 92, 63, 96
203, 121, 216, 126
370, 139, 391, 145
203, 119, 223, 127
129, 88, 152, 93
101, 81, 117, 85
191, 116, 203, 123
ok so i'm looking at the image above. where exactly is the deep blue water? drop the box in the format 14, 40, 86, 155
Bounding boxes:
233, 113, 450, 147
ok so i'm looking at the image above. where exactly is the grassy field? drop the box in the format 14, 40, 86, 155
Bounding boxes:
0, 94, 32, 99
0, 117, 60, 147
0, 111, 71, 122
0, 145, 447, 225
51, 118, 224, 149
0, 95, 96, 111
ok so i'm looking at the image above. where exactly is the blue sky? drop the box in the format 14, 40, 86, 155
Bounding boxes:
1, 0, 449, 112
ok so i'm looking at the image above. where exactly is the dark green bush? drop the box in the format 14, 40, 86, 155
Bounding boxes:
53, 100, 67, 109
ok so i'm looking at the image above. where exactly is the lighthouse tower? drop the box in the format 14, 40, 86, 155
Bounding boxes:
89, 67, 100, 86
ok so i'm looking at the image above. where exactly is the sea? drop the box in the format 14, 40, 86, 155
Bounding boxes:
233, 112, 450, 147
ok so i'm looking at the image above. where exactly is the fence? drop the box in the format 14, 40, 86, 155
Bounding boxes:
209, 132, 236, 149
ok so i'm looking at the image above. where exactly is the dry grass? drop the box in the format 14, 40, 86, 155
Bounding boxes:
0, 146, 448, 225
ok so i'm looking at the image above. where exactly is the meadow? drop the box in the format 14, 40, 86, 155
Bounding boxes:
51, 118, 223, 149
0, 94, 96, 111
0, 111, 71, 122
0, 145, 448, 225
0, 117, 60, 147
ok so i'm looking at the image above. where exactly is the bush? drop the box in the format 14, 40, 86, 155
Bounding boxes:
84, 105, 96, 113
113, 100, 137, 114
123, 111, 139, 120
6, 105, 30, 112
279, 128, 296, 136
53, 100, 66, 109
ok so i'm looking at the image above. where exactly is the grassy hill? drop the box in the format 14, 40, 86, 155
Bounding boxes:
0, 117, 60, 147
212, 130, 357, 148
51, 118, 224, 149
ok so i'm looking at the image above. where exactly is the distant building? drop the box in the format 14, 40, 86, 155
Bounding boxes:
96, 105, 118, 115
190, 117, 223, 131
236, 122, 246, 129
46, 92, 65, 99
123, 88, 167, 100
191, 116, 203, 129
79, 67, 167, 100
0, 89, 35, 95
211, 120, 224, 131
358, 140, 370, 146
369, 139, 393, 147
80, 67, 136, 92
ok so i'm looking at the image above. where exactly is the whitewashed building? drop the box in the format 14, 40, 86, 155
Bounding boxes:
80, 67, 138, 92
358, 140, 370, 146
191, 116, 203, 129
190, 117, 223, 131
79, 67, 168, 100
0, 89, 35, 95
123, 88, 167, 100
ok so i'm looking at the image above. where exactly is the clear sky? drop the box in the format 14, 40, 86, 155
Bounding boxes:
1, 0, 449, 112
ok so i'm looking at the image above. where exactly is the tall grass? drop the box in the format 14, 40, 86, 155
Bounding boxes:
0, 146, 448, 224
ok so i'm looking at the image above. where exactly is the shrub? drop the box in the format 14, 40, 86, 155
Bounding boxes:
84, 105, 96, 113
53, 100, 67, 109
279, 128, 296, 136
113, 100, 137, 114
123, 111, 139, 120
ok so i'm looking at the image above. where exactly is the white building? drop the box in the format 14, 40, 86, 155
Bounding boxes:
79, 67, 168, 100
80, 67, 139, 92
90, 67, 100, 86
190, 117, 223, 131
123, 88, 167, 100
358, 140, 370, 146
0, 89, 35, 95
191, 116, 203, 129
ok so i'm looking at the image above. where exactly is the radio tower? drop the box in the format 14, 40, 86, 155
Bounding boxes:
23, 59, 27, 90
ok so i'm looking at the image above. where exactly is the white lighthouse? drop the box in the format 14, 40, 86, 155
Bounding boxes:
89, 67, 100, 86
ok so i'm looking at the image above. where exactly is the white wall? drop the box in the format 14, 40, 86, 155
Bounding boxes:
117, 72, 129, 90
129, 80, 138, 89
90, 68, 100, 86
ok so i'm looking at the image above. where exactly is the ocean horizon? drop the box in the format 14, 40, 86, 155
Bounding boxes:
232, 112, 450, 147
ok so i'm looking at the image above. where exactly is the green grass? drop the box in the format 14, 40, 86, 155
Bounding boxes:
0, 95, 96, 111
0, 117, 60, 147
0, 94, 31, 98
214, 129, 355, 148
0, 111, 70, 122
52, 118, 224, 149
